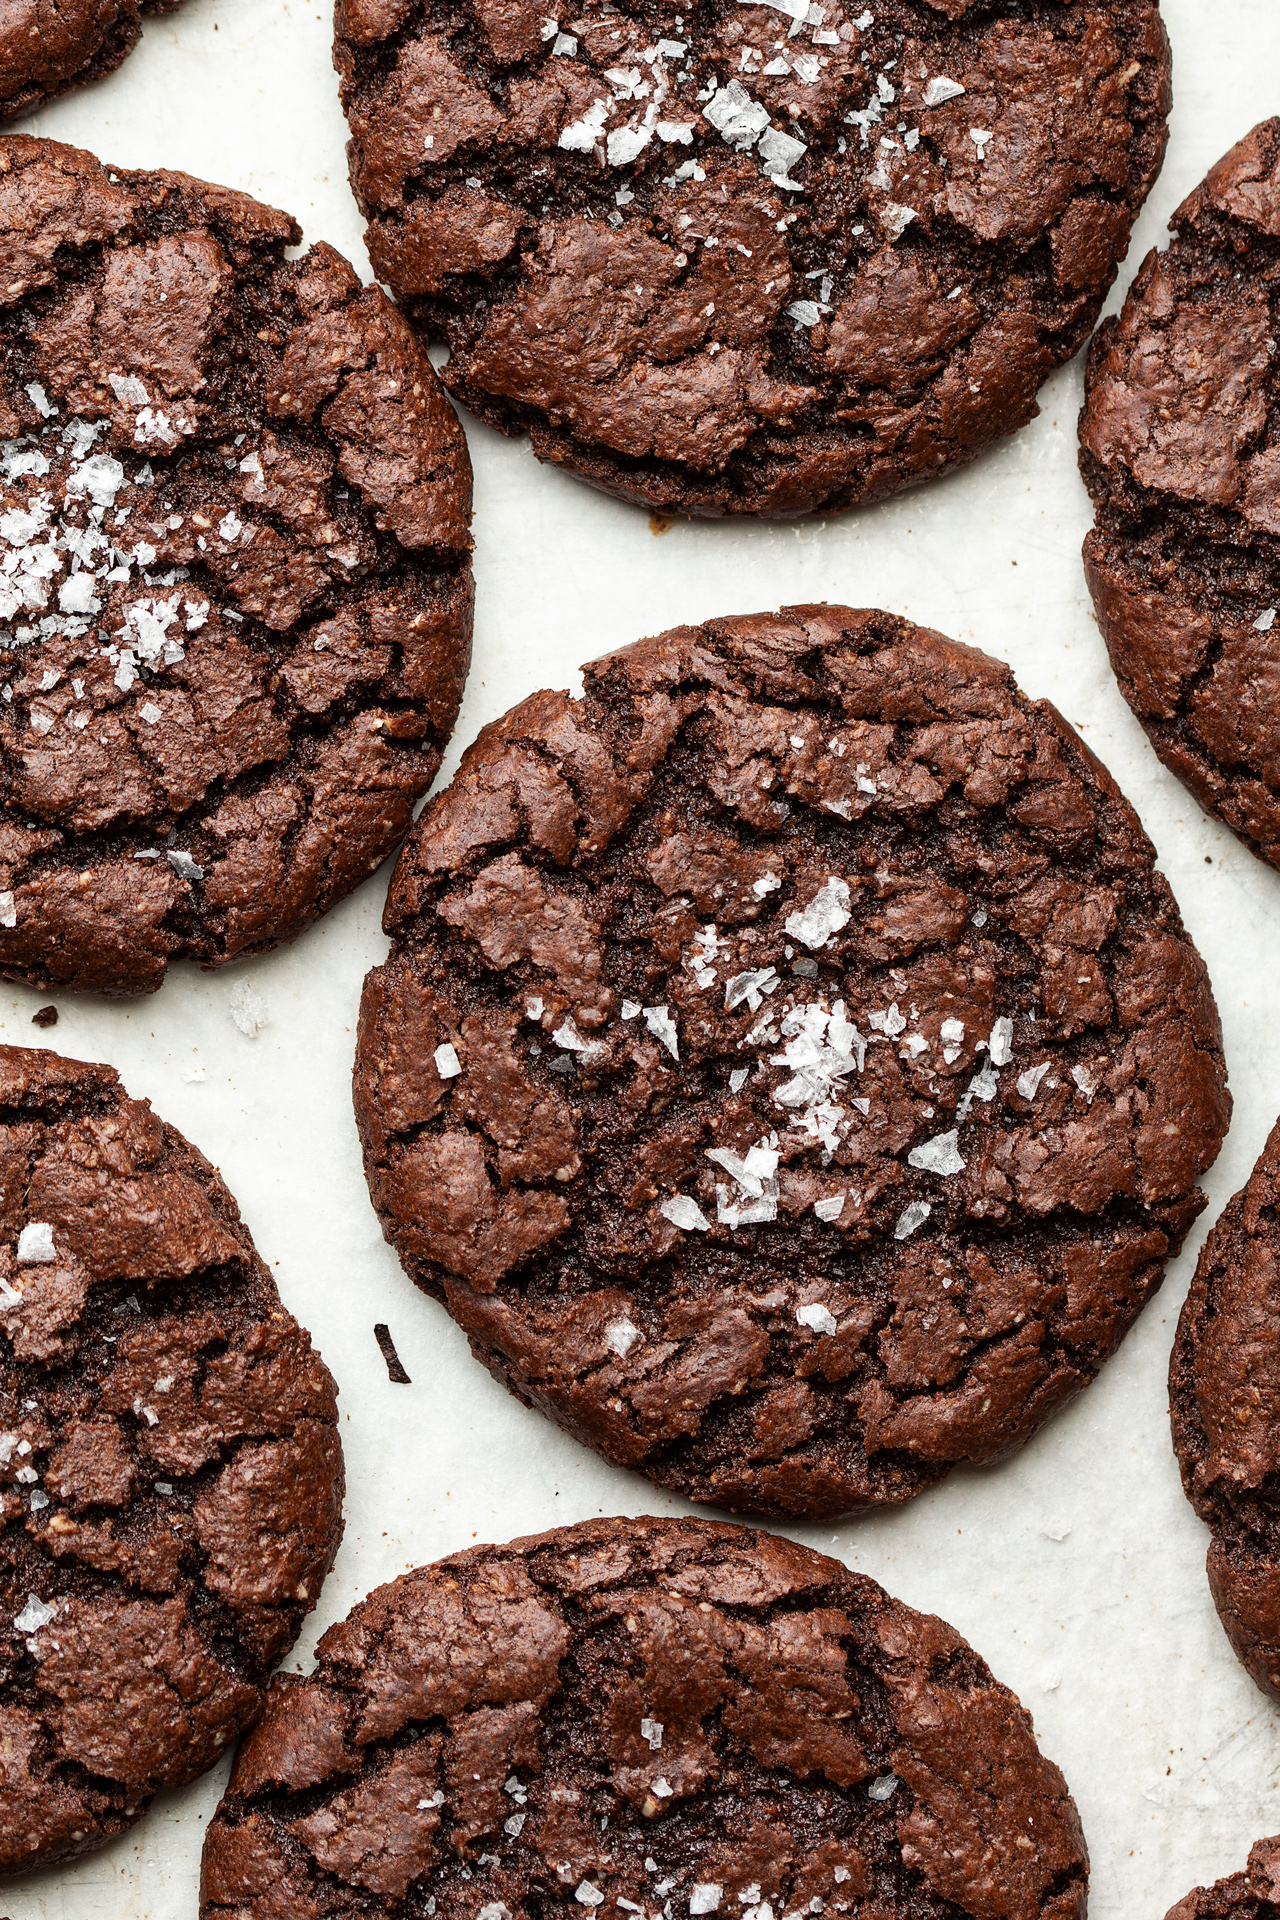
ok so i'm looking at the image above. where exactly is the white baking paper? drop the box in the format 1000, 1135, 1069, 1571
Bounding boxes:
3, 2, 1280, 1912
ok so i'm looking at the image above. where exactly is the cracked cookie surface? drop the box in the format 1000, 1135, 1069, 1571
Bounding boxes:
0, 134, 473, 996
336, 0, 1171, 518
1170, 1117, 1280, 1704
0, 1042, 344, 1876
353, 605, 1230, 1519
200, 1513, 1088, 1920
1165, 1836, 1280, 1920
1080, 118, 1280, 869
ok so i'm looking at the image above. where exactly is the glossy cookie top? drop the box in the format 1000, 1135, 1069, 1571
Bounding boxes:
0, 1043, 344, 1876
355, 605, 1229, 1519
337, 0, 1172, 517
201, 1514, 1087, 1920
0, 136, 472, 995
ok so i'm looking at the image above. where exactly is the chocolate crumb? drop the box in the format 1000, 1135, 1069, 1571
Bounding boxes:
374, 1321, 412, 1383
31, 1006, 57, 1028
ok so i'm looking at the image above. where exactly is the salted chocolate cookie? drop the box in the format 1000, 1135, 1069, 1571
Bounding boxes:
1169, 1116, 1280, 1703
0, 1044, 344, 1876
0, 0, 182, 124
354, 605, 1230, 1519
0, 136, 473, 997
1165, 1836, 1280, 1920
335, 0, 1172, 519
201, 1514, 1088, 1920
1080, 120, 1280, 867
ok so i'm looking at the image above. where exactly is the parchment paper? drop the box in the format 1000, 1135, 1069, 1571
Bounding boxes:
4, 4, 1280, 1911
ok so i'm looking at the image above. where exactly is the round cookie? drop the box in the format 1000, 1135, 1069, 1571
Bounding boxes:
200, 1514, 1088, 1920
335, 0, 1172, 519
1080, 119, 1280, 868
354, 604, 1231, 1520
1170, 1115, 1280, 1704
1165, 1837, 1280, 1920
0, 1043, 344, 1876
0, 0, 181, 124
0, 135, 473, 996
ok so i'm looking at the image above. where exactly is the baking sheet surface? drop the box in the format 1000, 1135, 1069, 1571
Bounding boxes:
4, 4, 1280, 1911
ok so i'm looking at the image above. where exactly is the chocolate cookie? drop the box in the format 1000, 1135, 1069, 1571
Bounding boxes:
0, 1044, 344, 1876
1165, 1837, 1280, 1920
1169, 1115, 1280, 1703
1080, 120, 1280, 868
200, 1513, 1088, 1920
335, 0, 1172, 519
0, 0, 182, 124
0, 135, 473, 997
354, 605, 1230, 1519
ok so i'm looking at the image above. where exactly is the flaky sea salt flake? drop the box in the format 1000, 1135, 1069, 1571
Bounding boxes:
644, 1004, 680, 1060
229, 979, 269, 1038
690, 1888, 723, 1915
785, 875, 850, 950
893, 1201, 931, 1241
922, 75, 964, 105
659, 1193, 710, 1233
907, 1129, 965, 1176
796, 1301, 838, 1334
13, 1594, 55, 1634
17, 1222, 55, 1263
605, 1316, 642, 1357
434, 1043, 462, 1079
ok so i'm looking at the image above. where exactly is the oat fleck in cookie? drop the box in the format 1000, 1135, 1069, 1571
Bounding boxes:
1080, 119, 1280, 868
0, 0, 183, 123
354, 606, 1230, 1519
0, 135, 473, 996
335, 0, 1171, 518
201, 1514, 1088, 1920
0, 1044, 344, 1877
1165, 1837, 1280, 1920
1170, 1116, 1280, 1703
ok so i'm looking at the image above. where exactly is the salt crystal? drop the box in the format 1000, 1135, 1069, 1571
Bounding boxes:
13, 1594, 55, 1634
867, 1774, 898, 1801
705, 78, 772, 150
796, 1301, 837, 1335
553, 1015, 605, 1058
729, 1068, 749, 1092
868, 1003, 906, 1037
0, 891, 16, 929
785, 876, 851, 950
1071, 1063, 1099, 1099
605, 1316, 641, 1357
907, 1129, 965, 1176
644, 1004, 680, 1060
229, 979, 269, 1038
922, 75, 964, 105
641, 1716, 664, 1749
752, 872, 781, 896
620, 1000, 641, 1019
525, 996, 544, 1020
108, 372, 150, 407
577, 1884, 606, 1907
1017, 1062, 1050, 1100
988, 1016, 1013, 1066
167, 850, 204, 882
17, 1222, 55, 1263
139, 701, 163, 725
1257, 608, 1278, 632
893, 1200, 931, 1240
787, 300, 823, 328
725, 967, 778, 1012
24, 382, 55, 418
434, 1043, 462, 1079
504, 1810, 527, 1835
659, 1193, 710, 1232
813, 1193, 845, 1223
690, 1888, 723, 1914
